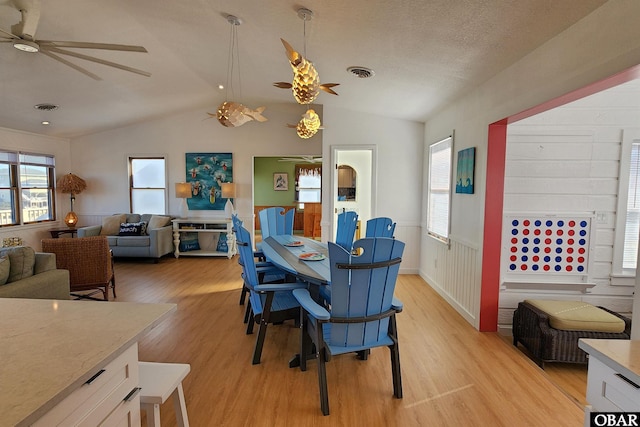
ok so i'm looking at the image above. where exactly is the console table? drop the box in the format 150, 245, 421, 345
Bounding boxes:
172, 218, 237, 259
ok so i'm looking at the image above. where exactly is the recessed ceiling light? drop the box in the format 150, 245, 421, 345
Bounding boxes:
41, 121, 50, 126
218, 84, 224, 90
14, 40, 39, 53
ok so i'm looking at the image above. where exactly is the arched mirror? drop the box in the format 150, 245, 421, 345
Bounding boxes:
337, 165, 356, 201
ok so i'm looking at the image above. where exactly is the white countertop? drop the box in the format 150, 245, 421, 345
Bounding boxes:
0, 298, 176, 427
579, 339, 640, 382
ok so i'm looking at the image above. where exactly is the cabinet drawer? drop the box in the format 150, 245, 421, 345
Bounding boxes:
34, 343, 139, 426
586, 356, 640, 412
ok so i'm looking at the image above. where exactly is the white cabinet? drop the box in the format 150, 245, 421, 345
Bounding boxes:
33, 344, 141, 427
579, 339, 640, 426
172, 218, 237, 259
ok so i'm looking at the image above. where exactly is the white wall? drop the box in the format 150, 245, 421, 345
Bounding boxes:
0, 127, 71, 248
70, 103, 321, 227
421, 0, 640, 329
323, 106, 424, 273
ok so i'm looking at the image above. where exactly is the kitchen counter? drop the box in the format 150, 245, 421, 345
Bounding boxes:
0, 298, 176, 426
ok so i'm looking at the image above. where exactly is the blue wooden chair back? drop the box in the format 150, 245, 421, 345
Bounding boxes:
365, 217, 396, 238
335, 211, 358, 251
259, 207, 294, 239
327, 237, 404, 350
235, 223, 260, 288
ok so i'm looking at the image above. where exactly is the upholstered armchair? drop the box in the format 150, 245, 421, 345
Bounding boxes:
41, 236, 115, 301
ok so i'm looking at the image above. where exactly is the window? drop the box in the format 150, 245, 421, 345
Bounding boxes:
0, 150, 55, 226
129, 157, 167, 214
427, 136, 453, 242
295, 164, 321, 206
613, 129, 640, 275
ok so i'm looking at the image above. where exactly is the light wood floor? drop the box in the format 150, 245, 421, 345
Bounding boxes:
113, 256, 586, 426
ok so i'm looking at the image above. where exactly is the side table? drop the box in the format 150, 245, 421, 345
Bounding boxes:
49, 228, 78, 238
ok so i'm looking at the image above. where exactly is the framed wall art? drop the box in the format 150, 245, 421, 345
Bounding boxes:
185, 152, 233, 210
273, 172, 288, 191
455, 147, 475, 194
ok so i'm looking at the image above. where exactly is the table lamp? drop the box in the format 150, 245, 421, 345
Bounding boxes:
57, 173, 87, 228
175, 183, 192, 218
221, 182, 236, 219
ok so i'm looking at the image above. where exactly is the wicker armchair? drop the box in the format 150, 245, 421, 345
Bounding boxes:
41, 236, 115, 301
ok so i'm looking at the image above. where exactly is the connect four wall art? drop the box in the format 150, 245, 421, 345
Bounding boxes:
503, 214, 593, 280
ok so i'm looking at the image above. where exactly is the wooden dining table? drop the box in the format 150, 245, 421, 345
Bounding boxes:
260, 235, 331, 286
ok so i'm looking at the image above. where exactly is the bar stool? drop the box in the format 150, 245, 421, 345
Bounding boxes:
138, 361, 191, 427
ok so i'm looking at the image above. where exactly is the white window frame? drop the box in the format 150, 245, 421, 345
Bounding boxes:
0, 150, 56, 226
612, 128, 640, 280
426, 135, 453, 244
128, 156, 168, 214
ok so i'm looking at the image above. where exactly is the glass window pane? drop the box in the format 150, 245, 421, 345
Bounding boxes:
132, 159, 165, 188
0, 189, 16, 225
427, 137, 452, 241
0, 164, 11, 187
132, 189, 165, 214
21, 188, 52, 222
299, 189, 321, 202
20, 165, 48, 188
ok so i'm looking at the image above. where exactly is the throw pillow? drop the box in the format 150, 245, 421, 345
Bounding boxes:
0, 255, 10, 285
118, 221, 147, 236
0, 246, 36, 283
147, 215, 171, 234
100, 214, 127, 236
179, 232, 200, 252
216, 233, 228, 253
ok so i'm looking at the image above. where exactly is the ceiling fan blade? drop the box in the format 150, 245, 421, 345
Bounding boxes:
39, 40, 147, 52
0, 27, 18, 39
44, 46, 151, 77
39, 49, 101, 80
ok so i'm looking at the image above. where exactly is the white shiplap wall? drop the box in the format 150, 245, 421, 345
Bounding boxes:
499, 80, 640, 334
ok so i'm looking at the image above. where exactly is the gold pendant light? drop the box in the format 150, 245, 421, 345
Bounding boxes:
209, 15, 267, 128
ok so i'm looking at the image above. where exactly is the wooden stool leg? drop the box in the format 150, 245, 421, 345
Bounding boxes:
141, 402, 161, 427
172, 383, 190, 427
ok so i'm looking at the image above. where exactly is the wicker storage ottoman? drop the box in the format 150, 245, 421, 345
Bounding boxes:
512, 300, 631, 367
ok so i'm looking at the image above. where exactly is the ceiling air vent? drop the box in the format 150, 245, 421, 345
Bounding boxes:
34, 103, 59, 111
347, 66, 375, 78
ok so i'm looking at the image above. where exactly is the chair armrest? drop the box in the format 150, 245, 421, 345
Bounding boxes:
34, 252, 57, 274
255, 281, 307, 292
149, 225, 174, 257
392, 297, 403, 312
77, 225, 101, 237
293, 288, 330, 320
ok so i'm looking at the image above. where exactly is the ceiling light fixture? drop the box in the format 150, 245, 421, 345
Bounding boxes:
41, 121, 50, 125
13, 40, 39, 52
208, 14, 267, 128
274, 8, 339, 105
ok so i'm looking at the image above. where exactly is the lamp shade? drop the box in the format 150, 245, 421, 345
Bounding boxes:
57, 173, 86, 194
221, 182, 236, 199
175, 183, 192, 198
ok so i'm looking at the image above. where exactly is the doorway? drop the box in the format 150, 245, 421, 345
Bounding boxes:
331, 147, 375, 241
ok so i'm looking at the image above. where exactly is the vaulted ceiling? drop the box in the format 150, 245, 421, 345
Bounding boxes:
0, 0, 608, 138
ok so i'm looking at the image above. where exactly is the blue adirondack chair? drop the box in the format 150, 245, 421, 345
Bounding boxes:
292, 237, 405, 415
335, 211, 358, 251
232, 214, 285, 310
235, 223, 307, 365
259, 207, 295, 239
365, 217, 396, 238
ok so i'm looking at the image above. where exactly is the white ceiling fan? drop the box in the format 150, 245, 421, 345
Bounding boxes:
0, 0, 150, 80
278, 156, 322, 163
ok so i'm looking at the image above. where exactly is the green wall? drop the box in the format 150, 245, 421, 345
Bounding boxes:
254, 157, 296, 206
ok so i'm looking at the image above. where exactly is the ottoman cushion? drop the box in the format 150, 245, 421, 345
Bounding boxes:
525, 299, 625, 333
